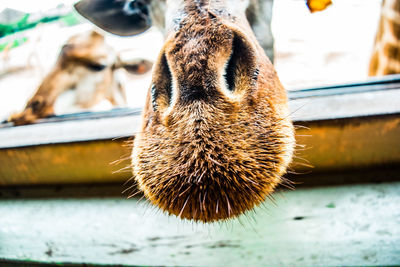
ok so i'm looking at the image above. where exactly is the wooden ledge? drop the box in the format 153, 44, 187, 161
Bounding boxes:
0, 77, 400, 185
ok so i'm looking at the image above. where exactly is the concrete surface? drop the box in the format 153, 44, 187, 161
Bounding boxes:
0, 182, 399, 266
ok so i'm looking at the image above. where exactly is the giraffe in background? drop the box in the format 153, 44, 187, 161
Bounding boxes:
9, 30, 152, 125
369, 0, 400, 76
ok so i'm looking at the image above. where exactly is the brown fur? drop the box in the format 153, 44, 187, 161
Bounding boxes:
9, 30, 152, 125
132, 0, 294, 222
369, 0, 400, 76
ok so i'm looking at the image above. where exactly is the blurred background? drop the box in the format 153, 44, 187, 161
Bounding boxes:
0, 0, 381, 121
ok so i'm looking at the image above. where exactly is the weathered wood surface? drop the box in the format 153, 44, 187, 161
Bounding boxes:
0, 182, 399, 266
0, 140, 132, 185
1, 112, 400, 186
294, 113, 400, 173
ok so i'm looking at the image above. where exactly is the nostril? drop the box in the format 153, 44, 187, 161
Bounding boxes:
223, 33, 258, 94
151, 53, 173, 111
224, 48, 236, 92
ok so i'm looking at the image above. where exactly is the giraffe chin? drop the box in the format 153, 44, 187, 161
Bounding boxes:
132, 99, 294, 223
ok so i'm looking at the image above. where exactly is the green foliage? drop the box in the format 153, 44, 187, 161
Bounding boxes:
0, 14, 31, 37
0, 11, 82, 38
0, 11, 83, 52
0, 12, 81, 52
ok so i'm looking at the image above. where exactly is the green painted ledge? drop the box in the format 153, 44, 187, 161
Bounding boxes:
1, 182, 400, 266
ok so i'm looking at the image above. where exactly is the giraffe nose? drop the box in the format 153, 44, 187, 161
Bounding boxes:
150, 31, 259, 112
222, 32, 259, 95
173, 32, 258, 104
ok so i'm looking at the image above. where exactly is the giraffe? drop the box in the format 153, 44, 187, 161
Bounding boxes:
9, 30, 152, 125
369, 0, 400, 76
76, 0, 295, 222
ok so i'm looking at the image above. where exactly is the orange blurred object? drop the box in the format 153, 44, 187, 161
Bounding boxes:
307, 0, 332, 13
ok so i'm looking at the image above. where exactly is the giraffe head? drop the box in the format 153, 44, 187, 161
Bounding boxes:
8, 30, 153, 126
9, 30, 116, 125
76, 0, 295, 222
